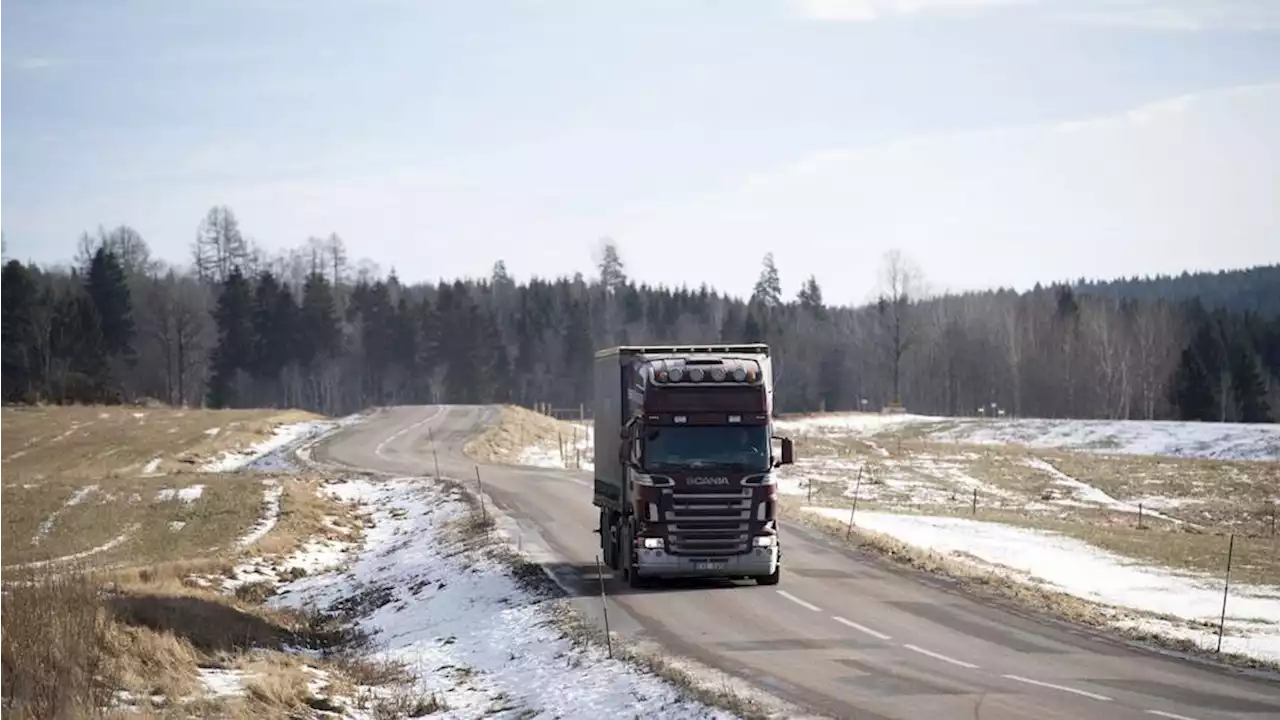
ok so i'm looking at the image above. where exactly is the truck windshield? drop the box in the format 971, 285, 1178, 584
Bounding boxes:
643, 425, 770, 472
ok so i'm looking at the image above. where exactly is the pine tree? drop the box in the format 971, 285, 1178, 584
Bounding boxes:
86, 247, 135, 361
798, 275, 825, 317
207, 268, 254, 408
299, 271, 340, 367
752, 253, 783, 308
2, 261, 38, 402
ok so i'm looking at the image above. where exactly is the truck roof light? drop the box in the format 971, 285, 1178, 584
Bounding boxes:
732, 368, 747, 382
674, 415, 687, 423
729, 414, 741, 423
711, 367, 726, 381
745, 369, 757, 382
655, 370, 668, 382
669, 367, 684, 382
689, 368, 705, 382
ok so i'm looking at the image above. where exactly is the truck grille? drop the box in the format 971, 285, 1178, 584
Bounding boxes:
661, 486, 752, 555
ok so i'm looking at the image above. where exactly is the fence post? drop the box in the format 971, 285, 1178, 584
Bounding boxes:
1138, 502, 1144, 530
972, 488, 977, 515
596, 555, 614, 659
428, 427, 442, 480
847, 466, 864, 540
475, 466, 488, 525
1217, 533, 1235, 653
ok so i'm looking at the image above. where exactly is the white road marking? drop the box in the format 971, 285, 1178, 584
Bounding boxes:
903, 644, 980, 669
1145, 711, 1200, 720
375, 407, 445, 459
832, 616, 892, 641
1001, 675, 1112, 702
776, 590, 821, 612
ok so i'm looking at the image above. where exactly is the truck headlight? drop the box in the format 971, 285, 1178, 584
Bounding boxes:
752, 535, 777, 548
641, 537, 664, 549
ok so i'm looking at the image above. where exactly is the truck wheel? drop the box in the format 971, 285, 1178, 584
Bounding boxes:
756, 566, 781, 586
623, 527, 648, 589
600, 511, 616, 569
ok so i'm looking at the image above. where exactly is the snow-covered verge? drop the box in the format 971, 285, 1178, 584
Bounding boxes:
805, 507, 1280, 665
518, 421, 594, 471
777, 412, 1280, 461
200, 414, 364, 473
776, 412, 940, 438
198, 476, 732, 719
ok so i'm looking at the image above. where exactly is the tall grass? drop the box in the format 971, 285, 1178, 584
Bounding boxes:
2, 570, 108, 719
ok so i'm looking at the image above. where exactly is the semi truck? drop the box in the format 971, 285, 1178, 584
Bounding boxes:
592, 344, 794, 588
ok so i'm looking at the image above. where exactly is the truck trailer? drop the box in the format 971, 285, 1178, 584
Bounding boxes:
592, 344, 795, 588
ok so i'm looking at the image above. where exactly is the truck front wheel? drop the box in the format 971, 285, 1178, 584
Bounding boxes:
756, 566, 781, 586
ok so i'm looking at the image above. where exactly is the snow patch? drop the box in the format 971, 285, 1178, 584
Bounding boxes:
235, 481, 284, 548
141, 457, 162, 475
201, 420, 335, 472
518, 423, 594, 471
32, 485, 100, 544
156, 485, 205, 503
204, 427, 222, 437
926, 417, 1280, 461
168, 521, 187, 532
807, 507, 1280, 664
197, 668, 251, 698
776, 412, 940, 437
1024, 458, 1174, 521
270, 477, 729, 718
12, 524, 140, 570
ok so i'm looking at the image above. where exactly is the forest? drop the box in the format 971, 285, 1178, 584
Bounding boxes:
2, 206, 1277, 423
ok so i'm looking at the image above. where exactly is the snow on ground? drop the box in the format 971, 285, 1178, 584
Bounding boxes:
200, 420, 336, 472
777, 453, 1017, 509
776, 412, 940, 437
269, 477, 729, 719
807, 507, 1280, 664
204, 427, 221, 436
235, 481, 284, 549
32, 484, 100, 544
1023, 458, 1176, 521
925, 417, 1280, 461
198, 668, 251, 698
12, 524, 141, 570
141, 457, 162, 475
518, 422, 594, 471
156, 484, 205, 503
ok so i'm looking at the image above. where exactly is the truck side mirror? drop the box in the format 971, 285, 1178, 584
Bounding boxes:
779, 437, 794, 466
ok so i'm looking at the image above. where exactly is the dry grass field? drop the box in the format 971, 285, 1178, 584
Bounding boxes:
783, 427, 1280, 585
0, 404, 392, 719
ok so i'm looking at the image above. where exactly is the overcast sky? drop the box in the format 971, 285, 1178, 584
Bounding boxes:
3, 0, 1279, 303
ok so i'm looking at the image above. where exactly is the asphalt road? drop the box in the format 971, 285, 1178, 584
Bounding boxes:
316, 405, 1280, 720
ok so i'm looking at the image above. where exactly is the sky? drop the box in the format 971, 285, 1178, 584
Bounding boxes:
3, 0, 1279, 304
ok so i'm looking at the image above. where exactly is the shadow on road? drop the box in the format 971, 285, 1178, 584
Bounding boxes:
527, 561, 765, 598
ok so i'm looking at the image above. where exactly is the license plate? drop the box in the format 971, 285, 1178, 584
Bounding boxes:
694, 561, 726, 571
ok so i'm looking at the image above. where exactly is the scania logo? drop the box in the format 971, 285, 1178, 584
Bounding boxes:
687, 476, 730, 485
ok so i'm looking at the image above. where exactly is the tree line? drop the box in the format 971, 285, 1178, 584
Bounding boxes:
2, 207, 1277, 422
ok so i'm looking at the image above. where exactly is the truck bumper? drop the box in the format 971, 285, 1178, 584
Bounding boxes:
634, 546, 779, 579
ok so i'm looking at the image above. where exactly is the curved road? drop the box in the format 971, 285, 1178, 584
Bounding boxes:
317, 405, 1280, 720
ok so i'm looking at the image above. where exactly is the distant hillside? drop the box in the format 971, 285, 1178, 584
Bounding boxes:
1073, 264, 1280, 317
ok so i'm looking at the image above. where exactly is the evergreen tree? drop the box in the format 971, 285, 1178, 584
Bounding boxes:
798, 275, 825, 317
207, 268, 254, 408
85, 246, 135, 360
2, 261, 38, 401
299, 271, 340, 366
752, 253, 783, 308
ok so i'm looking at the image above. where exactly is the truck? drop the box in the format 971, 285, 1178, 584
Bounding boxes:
592, 344, 795, 588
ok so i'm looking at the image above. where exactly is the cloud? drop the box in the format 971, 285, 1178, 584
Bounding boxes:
788, 0, 1280, 29
15, 57, 60, 70
789, 0, 1028, 22
617, 83, 1280, 302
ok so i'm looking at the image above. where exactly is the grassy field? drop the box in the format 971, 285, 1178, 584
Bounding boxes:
0, 404, 394, 719
779, 424, 1280, 586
